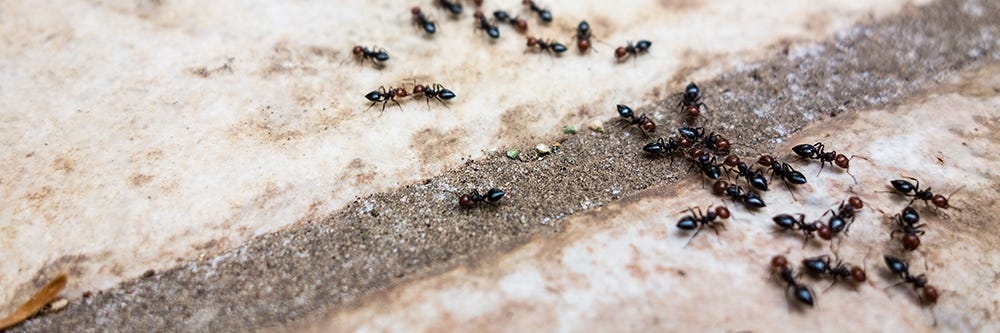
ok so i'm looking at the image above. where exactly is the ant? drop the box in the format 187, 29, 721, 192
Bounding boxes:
723, 156, 769, 192
802, 254, 867, 291
770, 255, 816, 307
573, 21, 594, 53
712, 180, 766, 210
468, 0, 483, 7
351, 45, 389, 67
889, 206, 925, 251
458, 188, 505, 208
757, 154, 807, 199
771, 213, 827, 247
818, 196, 863, 240
677, 82, 708, 118
526, 36, 567, 55
888, 177, 961, 210
472, 11, 500, 39
616, 104, 656, 134
677, 127, 730, 153
364, 86, 407, 112
522, 0, 552, 23
642, 137, 681, 157
691, 153, 724, 183
884, 255, 939, 305
412, 83, 456, 108
411, 7, 437, 34
676, 206, 730, 247
437, 0, 463, 15
614, 40, 652, 62
493, 10, 528, 33
791, 142, 865, 183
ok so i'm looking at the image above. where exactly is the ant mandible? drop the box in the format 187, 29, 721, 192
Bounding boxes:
526, 36, 568, 55
616, 104, 656, 134
493, 10, 528, 34
458, 188, 506, 208
791, 142, 866, 183
364, 86, 408, 112
890, 206, 925, 251
522, 0, 552, 23
818, 196, 863, 240
437, 0, 463, 15
412, 83, 456, 108
770, 255, 816, 307
802, 254, 867, 291
771, 213, 826, 248
351, 45, 389, 67
884, 256, 939, 305
473, 11, 500, 39
676, 206, 730, 247
712, 180, 766, 210
411, 7, 437, 34
888, 177, 962, 210
614, 40, 652, 62
677, 82, 708, 118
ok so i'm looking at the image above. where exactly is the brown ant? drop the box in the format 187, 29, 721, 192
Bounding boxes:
771, 213, 827, 247
473, 11, 500, 39
526, 36, 568, 55
792, 142, 866, 183
884, 255, 939, 305
364, 86, 408, 112
889, 206, 924, 251
770, 255, 816, 307
351, 45, 389, 67
712, 180, 766, 210
802, 254, 867, 291
642, 137, 681, 157
677, 82, 708, 118
676, 206, 730, 247
411, 7, 437, 34
616, 104, 656, 134
412, 83, 456, 108
818, 196, 863, 240
437, 0, 463, 15
522, 0, 552, 23
889, 177, 962, 210
614, 40, 651, 62
493, 10, 528, 33
458, 188, 505, 208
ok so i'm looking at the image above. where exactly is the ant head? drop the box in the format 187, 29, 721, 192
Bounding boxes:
393, 87, 408, 98
522, 0, 531, 5
770, 255, 788, 269
715, 206, 731, 219
641, 119, 656, 132
712, 180, 729, 195
474, 10, 485, 19
817, 224, 832, 240
352, 46, 364, 55
413, 84, 425, 94
577, 39, 590, 52
714, 138, 730, 151
458, 194, 473, 208
411, 6, 422, 15
757, 154, 775, 167
614, 46, 627, 59
931, 194, 950, 209
850, 266, 867, 282
847, 196, 864, 209
678, 137, 693, 148
526, 36, 538, 47
514, 18, 528, 32
684, 104, 701, 117
723, 155, 740, 167
834, 154, 850, 168
920, 285, 939, 304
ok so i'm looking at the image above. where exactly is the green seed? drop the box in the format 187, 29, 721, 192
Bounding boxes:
564, 125, 578, 134
506, 149, 520, 160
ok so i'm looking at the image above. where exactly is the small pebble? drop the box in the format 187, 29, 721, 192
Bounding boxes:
590, 121, 604, 133
506, 149, 520, 160
50, 298, 69, 311
535, 144, 551, 155
564, 125, 578, 134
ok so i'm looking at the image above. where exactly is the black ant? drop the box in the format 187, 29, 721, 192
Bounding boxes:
522, 0, 552, 23
888, 177, 962, 210
884, 255, 939, 305
770, 255, 816, 307
614, 40, 651, 62
412, 83, 456, 108
642, 137, 681, 157
411, 7, 437, 34
473, 11, 500, 39
364, 86, 408, 112
889, 206, 925, 251
677, 127, 730, 153
712, 180, 766, 210
437, 0, 463, 15
458, 188, 505, 208
723, 155, 768, 192
493, 10, 528, 33
771, 213, 827, 247
792, 142, 865, 183
801, 254, 867, 291
691, 153, 724, 183
757, 154, 807, 199
351, 45, 389, 67
616, 104, 656, 134
573, 21, 594, 53
526, 36, 567, 55
677, 82, 708, 118
676, 206, 730, 247
818, 196, 863, 241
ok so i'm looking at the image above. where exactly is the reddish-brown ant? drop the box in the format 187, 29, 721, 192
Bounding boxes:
526, 36, 568, 55
889, 177, 962, 210
411, 7, 437, 34
351, 45, 389, 67
614, 40, 651, 62
884, 255, 939, 305
677, 82, 708, 118
792, 142, 865, 183
412, 83, 456, 108
473, 11, 500, 39
493, 10, 528, 33
676, 206, 730, 247
616, 104, 656, 134
458, 188, 505, 208
889, 206, 925, 251
364, 86, 408, 112
771, 213, 827, 247
522, 0, 552, 23
818, 196, 863, 240
802, 254, 867, 291
712, 180, 766, 210
437, 0, 463, 15
770, 255, 816, 307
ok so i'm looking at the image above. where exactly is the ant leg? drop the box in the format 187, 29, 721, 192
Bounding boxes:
682, 226, 703, 248
822, 280, 839, 293
392, 99, 403, 112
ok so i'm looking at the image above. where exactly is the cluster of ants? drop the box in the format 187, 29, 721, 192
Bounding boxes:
626, 82, 958, 315
364, 83, 457, 112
